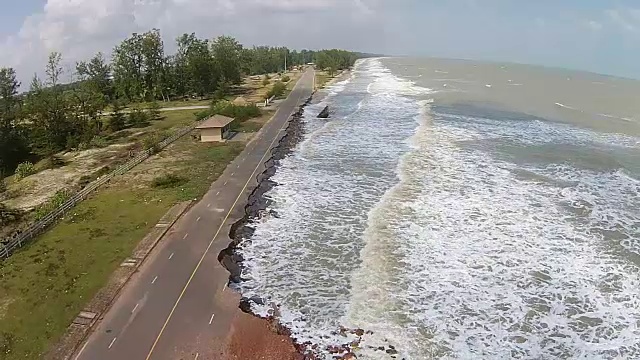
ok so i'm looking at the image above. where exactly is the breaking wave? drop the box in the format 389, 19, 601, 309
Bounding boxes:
236, 58, 640, 359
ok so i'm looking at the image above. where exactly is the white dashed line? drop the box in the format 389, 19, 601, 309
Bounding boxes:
196, 217, 201, 222
207, 203, 211, 208
132, 303, 139, 313
216, 191, 220, 196
152, 276, 158, 284
183, 233, 189, 239
168, 253, 174, 260
194, 354, 199, 360
223, 181, 227, 186
108, 337, 117, 349
209, 313, 215, 325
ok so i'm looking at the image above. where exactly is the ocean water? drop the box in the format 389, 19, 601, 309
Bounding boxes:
236, 58, 640, 359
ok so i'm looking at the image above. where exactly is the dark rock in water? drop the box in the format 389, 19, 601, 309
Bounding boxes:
239, 296, 265, 313
317, 105, 330, 118
386, 348, 398, 355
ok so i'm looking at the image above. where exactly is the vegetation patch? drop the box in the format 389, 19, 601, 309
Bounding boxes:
267, 81, 286, 99
210, 102, 261, 122
0, 139, 243, 359
33, 189, 72, 221
151, 174, 187, 189
14, 162, 36, 181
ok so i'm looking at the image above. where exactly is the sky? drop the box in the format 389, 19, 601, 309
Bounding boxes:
1, 0, 640, 86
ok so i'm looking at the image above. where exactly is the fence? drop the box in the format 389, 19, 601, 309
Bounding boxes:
0, 122, 201, 259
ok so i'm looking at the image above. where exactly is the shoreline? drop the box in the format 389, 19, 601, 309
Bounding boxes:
218, 68, 377, 360
218, 98, 313, 360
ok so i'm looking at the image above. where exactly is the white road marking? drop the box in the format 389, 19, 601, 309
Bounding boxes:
168, 253, 174, 260
236, 164, 239, 168
209, 313, 215, 325
207, 203, 211, 208
152, 276, 158, 284
108, 337, 117, 349
223, 282, 227, 291
74, 341, 89, 360
216, 191, 220, 196
183, 233, 189, 239
223, 181, 227, 186
132, 303, 139, 313
194, 354, 199, 360
231, 172, 234, 176
196, 217, 201, 222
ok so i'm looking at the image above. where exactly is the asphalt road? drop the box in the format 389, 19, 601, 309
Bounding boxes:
74, 68, 315, 360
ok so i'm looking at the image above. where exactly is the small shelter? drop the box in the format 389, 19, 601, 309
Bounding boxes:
196, 115, 234, 142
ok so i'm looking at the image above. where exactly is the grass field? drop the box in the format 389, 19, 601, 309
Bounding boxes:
315, 71, 333, 89
0, 72, 292, 358
0, 130, 244, 359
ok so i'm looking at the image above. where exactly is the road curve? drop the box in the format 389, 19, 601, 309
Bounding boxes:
74, 68, 315, 360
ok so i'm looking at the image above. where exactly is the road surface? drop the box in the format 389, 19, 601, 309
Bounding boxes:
74, 68, 315, 360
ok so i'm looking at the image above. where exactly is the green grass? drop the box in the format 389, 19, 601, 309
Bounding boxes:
315, 72, 332, 89
104, 99, 211, 113
146, 109, 200, 131
0, 139, 244, 359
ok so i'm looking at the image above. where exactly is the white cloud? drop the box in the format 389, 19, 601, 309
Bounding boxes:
606, 8, 639, 32
0, 0, 384, 86
587, 20, 603, 32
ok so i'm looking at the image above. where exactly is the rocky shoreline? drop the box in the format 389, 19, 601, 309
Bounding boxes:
218, 79, 403, 360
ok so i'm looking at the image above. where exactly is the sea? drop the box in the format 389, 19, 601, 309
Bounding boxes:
234, 57, 640, 359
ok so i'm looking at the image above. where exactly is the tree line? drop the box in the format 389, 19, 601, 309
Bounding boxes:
0, 29, 361, 174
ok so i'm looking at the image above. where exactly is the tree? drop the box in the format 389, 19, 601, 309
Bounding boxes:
210, 36, 243, 85
76, 52, 113, 100
141, 29, 167, 100
0, 68, 27, 171
112, 30, 167, 102
176, 33, 215, 97
27, 53, 78, 154
108, 101, 126, 132
112, 33, 145, 101
147, 101, 162, 120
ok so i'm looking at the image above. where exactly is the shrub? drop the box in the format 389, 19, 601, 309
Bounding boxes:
267, 81, 287, 99
34, 189, 72, 221
109, 101, 127, 132
128, 108, 150, 128
281, 75, 290, 82
210, 102, 261, 122
142, 132, 164, 154
195, 110, 211, 121
89, 136, 109, 148
147, 101, 162, 120
262, 76, 270, 86
14, 162, 36, 181
151, 174, 187, 189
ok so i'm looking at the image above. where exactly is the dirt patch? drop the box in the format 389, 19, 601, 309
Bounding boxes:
3, 143, 135, 211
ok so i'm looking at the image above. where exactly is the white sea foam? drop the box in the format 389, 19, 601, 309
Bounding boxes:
237, 57, 640, 359
598, 113, 635, 123
237, 58, 423, 358
348, 103, 640, 358
555, 102, 579, 110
